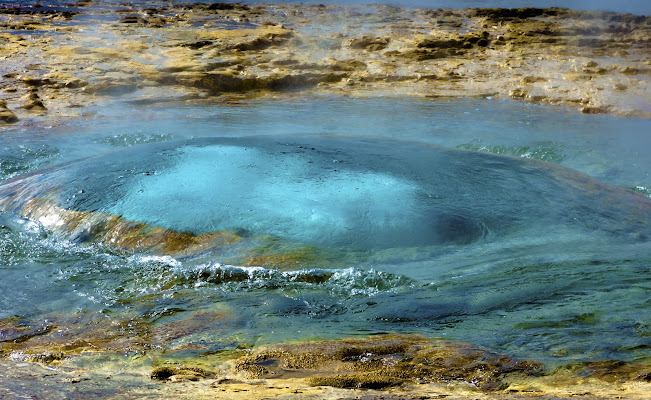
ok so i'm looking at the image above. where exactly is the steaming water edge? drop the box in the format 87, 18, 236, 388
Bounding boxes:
1, 97, 650, 370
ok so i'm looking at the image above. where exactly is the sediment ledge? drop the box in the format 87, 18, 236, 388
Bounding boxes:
1, 2, 650, 126
1, 326, 650, 399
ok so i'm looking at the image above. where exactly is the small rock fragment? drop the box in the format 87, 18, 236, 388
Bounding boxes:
21, 91, 46, 112
509, 88, 528, 98
150, 366, 211, 381
0, 99, 19, 123
620, 66, 639, 75
349, 36, 390, 51
580, 106, 603, 114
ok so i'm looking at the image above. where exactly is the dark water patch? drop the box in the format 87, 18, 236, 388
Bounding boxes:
193, 19, 258, 30
0, 29, 68, 35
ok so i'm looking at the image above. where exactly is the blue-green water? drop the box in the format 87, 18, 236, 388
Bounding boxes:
1, 97, 650, 366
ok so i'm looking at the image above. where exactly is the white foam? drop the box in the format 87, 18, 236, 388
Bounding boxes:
38, 213, 64, 229
128, 254, 182, 268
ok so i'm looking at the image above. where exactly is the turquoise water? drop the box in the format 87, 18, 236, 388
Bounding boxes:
1, 97, 650, 367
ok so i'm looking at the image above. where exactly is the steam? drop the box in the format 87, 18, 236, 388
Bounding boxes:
232, 0, 649, 15
4, 0, 649, 14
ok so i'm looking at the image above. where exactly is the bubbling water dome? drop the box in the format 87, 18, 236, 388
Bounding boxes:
0, 134, 648, 267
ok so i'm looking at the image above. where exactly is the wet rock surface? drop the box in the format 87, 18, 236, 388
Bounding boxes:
1, 327, 649, 399
556, 360, 651, 382
0, 99, 18, 123
150, 365, 214, 382
234, 335, 545, 390
0, 306, 238, 365
0, 2, 649, 126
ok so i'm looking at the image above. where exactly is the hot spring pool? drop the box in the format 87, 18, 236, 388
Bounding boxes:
0, 97, 649, 368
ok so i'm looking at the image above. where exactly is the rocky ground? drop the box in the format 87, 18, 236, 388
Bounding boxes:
1, 330, 650, 399
1, 1, 650, 128
1, 304, 650, 398
1, 2, 650, 398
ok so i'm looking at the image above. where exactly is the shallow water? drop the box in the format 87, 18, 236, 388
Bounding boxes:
0, 96, 650, 368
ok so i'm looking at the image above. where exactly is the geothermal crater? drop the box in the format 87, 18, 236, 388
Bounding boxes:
0, 134, 648, 263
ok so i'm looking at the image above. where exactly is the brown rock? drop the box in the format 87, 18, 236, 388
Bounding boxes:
471, 7, 564, 20
150, 366, 212, 381
0, 3, 648, 119
307, 373, 401, 389
509, 88, 528, 98
580, 106, 603, 114
19, 76, 53, 87
0, 100, 18, 123
21, 91, 46, 112
234, 334, 544, 391
206, 3, 249, 11
621, 66, 639, 75
0, 312, 150, 361
401, 49, 451, 61
0, 111, 17, 124
233, 30, 293, 51
521, 76, 548, 84
555, 360, 651, 383
349, 36, 390, 51
242, 244, 330, 268
43, 73, 87, 89
418, 37, 469, 50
